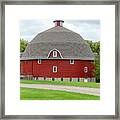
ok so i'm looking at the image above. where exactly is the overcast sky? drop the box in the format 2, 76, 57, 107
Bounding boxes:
20, 20, 100, 42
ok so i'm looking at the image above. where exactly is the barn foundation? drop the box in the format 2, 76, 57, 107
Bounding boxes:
20, 76, 96, 82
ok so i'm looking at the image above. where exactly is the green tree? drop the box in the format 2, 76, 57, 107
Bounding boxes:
94, 54, 100, 83
85, 40, 100, 83
85, 40, 100, 55
20, 38, 28, 53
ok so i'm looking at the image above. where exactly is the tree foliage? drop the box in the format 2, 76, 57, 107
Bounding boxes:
85, 40, 100, 83
94, 54, 100, 83
20, 38, 28, 53
85, 40, 100, 55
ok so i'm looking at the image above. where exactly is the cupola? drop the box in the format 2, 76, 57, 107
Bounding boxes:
53, 20, 64, 27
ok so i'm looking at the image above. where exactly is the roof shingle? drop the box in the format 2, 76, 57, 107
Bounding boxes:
21, 26, 94, 60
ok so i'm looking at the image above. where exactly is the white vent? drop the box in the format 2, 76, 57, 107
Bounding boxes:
70, 59, 74, 64
53, 66, 57, 73
84, 66, 88, 73
53, 51, 57, 57
38, 59, 41, 64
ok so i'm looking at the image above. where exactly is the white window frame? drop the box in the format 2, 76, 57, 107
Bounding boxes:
38, 59, 41, 64
53, 66, 57, 73
47, 48, 63, 58
84, 66, 88, 73
70, 59, 74, 64
53, 51, 57, 57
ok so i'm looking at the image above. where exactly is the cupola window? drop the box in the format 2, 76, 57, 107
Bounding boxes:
70, 59, 74, 64
84, 66, 88, 73
53, 66, 57, 73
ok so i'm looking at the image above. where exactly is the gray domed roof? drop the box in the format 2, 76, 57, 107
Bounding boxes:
30, 26, 85, 43
21, 22, 94, 60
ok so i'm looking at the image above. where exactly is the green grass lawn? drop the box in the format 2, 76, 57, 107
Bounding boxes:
20, 79, 100, 88
20, 87, 100, 100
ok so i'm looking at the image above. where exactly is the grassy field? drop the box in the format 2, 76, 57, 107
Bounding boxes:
20, 80, 100, 88
20, 87, 100, 100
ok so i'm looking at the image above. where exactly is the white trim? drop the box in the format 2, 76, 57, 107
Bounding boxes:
21, 58, 94, 60
70, 59, 74, 64
53, 66, 57, 73
38, 59, 41, 64
47, 48, 63, 58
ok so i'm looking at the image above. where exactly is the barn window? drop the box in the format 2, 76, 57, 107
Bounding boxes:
38, 59, 42, 64
84, 66, 88, 73
53, 51, 57, 57
53, 66, 57, 73
70, 59, 74, 64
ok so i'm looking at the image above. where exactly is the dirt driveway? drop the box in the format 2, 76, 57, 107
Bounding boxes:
21, 84, 100, 96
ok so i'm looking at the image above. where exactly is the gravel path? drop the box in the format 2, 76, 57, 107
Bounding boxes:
21, 84, 100, 96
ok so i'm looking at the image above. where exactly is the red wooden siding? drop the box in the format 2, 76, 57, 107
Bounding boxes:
20, 61, 33, 75
20, 60, 95, 78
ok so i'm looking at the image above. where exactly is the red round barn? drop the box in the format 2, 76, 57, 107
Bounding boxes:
20, 20, 95, 82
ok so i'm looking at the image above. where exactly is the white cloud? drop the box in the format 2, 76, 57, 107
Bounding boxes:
20, 20, 100, 42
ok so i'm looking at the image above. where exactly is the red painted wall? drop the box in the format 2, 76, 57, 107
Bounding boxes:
20, 59, 95, 78
20, 61, 33, 75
